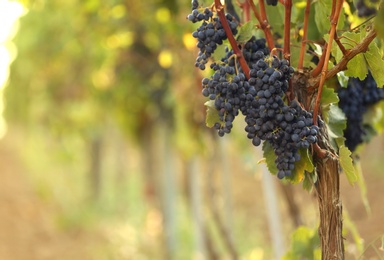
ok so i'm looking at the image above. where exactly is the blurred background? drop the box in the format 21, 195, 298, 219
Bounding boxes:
0, 0, 384, 259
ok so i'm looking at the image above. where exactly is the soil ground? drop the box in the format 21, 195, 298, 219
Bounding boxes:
0, 130, 383, 259
0, 134, 106, 260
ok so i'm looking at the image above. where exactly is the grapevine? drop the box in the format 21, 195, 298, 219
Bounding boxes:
187, 0, 383, 257
189, 0, 320, 179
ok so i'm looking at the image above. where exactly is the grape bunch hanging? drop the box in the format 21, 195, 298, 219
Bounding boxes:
338, 72, 384, 152
188, 0, 319, 179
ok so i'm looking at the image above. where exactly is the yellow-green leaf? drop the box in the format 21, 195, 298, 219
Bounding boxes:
204, 100, 221, 128
339, 145, 357, 185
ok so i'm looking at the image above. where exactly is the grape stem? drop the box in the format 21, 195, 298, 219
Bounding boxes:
334, 32, 348, 56
312, 0, 344, 125
298, 0, 311, 71
283, 0, 292, 62
215, 0, 251, 78
240, 0, 251, 22
283, 0, 293, 101
247, 0, 275, 50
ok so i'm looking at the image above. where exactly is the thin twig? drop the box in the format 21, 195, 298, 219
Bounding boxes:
247, 0, 275, 49
298, 0, 311, 71
283, 0, 292, 61
334, 32, 348, 55
312, 0, 344, 125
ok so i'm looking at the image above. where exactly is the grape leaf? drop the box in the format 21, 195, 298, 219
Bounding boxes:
290, 42, 317, 69
335, 31, 368, 80
321, 84, 339, 105
344, 53, 367, 80
339, 145, 357, 185
354, 159, 371, 215
265, 4, 285, 38
314, 0, 332, 35
204, 100, 221, 128
307, 5, 321, 41
236, 21, 254, 44
212, 41, 228, 62
364, 41, 384, 87
337, 71, 349, 88
375, 4, 384, 40
262, 141, 278, 175
286, 148, 314, 184
372, 101, 384, 134
302, 172, 317, 192
324, 104, 347, 139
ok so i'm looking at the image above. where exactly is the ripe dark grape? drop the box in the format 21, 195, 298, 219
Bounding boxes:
188, 2, 238, 70
355, 0, 377, 17
338, 72, 384, 151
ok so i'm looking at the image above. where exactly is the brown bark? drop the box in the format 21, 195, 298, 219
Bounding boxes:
315, 154, 344, 259
294, 71, 345, 259
314, 125, 344, 259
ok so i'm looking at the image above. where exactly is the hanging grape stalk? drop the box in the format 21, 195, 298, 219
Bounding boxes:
187, 0, 384, 258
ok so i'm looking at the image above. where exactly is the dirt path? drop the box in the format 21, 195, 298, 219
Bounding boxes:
0, 134, 103, 260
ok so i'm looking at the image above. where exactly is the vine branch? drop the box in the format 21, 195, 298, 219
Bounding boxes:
283, 0, 292, 61
215, 0, 251, 78
308, 28, 377, 88
298, 0, 311, 71
247, 0, 275, 49
312, 0, 344, 125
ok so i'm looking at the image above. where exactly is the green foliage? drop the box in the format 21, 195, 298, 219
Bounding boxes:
205, 100, 222, 128
262, 141, 314, 183
285, 148, 314, 183
236, 21, 255, 44
336, 32, 368, 80
365, 41, 384, 87
339, 145, 358, 184
321, 85, 347, 140
282, 226, 321, 260
262, 141, 279, 175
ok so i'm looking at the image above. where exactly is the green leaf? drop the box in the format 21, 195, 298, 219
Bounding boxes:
372, 101, 384, 134
335, 31, 368, 80
307, 5, 321, 41
236, 21, 254, 43
282, 226, 321, 260
289, 42, 317, 69
339, 145, 357, 185
314, 0, 332, 35
337, 71, 349, 88
375, 3, 384, 40
324, 104, 347, 139
364, 41, 384, 87
344, 53, 368, 80
262, 141, 278, 175
212, 41, 228, 62
204, 100, 221, 128
354, 159, 371, 215
321, 84, 339, 105
286, 148, 314, 183
302, 172, 317, 192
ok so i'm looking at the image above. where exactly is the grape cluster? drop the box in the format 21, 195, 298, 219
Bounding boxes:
202, 67, 249, 136
201, 37, 271, 136
266, 0, 279, 6
187, 1, 238, 70
242, 56, 318, 178
189, 1, 320, 179
355, 0, 377, 17
338, 73, 384, 151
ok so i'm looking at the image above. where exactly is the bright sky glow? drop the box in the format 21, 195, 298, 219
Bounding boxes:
0, 0, 25, 138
